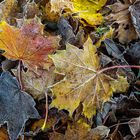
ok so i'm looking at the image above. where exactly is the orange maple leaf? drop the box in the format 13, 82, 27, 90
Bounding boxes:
0, 20, 59, 68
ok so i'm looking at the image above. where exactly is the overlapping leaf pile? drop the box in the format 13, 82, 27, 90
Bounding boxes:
0, 0, 139, 140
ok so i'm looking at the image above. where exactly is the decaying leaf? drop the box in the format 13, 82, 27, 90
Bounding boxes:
50, 37, 129, 119
23, 1, 40, 19
50, 0, 73, 13
129, 0, 140, 38
45, 0, 73, 22
0, 19, 59, 69
22, 67, 55, 99
129, 117, 140, 137
0, 0, 18, 23
0, 72, 40, 140
49, 121, 110, 140
108, 0, 138, 43
49, 119, 90, 140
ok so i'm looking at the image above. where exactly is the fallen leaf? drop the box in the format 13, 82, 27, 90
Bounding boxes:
71, 0, 107, 26
49, 119, 90, 140
108, 0, 138, 43
0, 19, 59, 69
23, 1, 39, 19
45, 0, 73, 22
50, 37, 129, 119
22, 67, 55, 99
129, 0, 140, 38
0, 128, 9, 140
64, 119, 90, 140
0, 0, 18, 23
0, 72, 40, 140
86, 125, 110, 140
46, 0, 107, 26
129, 117, 140, 137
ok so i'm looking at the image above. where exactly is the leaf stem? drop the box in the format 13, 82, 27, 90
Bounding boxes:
18, 60, 23, 90
98, 65, 140, 74
41, 90, 48, 131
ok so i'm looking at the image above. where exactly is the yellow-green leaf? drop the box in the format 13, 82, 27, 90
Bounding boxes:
71, 0, 107, 26
50, 37, 129, 119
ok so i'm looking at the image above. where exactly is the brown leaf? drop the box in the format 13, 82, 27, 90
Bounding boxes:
129, 117, 140, 137
108, 0, 138, 43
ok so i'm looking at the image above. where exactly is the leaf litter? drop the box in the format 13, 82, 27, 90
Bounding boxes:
0, 0, 139, 139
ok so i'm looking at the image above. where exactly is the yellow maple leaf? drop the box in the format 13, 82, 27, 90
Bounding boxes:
50, 37, 129, 119
71, 0, 107, 26
46, 0, 107, 26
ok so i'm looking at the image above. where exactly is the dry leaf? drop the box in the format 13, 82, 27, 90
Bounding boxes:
0, 19, 59, 69
45, 0, 73, 22
129, 0, 140, 38
129, 117, 140, 137
50, 37, 129, 119
0, 0, 18, 23
108, 0, 137, 43
22, 67, 55, 99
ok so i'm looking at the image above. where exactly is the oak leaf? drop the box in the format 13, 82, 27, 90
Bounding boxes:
0, 20, 59, 69
50, 37, 129, 119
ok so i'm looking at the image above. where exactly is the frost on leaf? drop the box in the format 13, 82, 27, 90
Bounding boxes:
50, 37, 129, 119
22, 67, 55, 99
0, 72, 40, 140
0, 20, 59, 69
0, 0, 18, 22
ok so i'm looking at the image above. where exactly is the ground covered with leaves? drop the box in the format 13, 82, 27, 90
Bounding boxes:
0, 0, 140, 140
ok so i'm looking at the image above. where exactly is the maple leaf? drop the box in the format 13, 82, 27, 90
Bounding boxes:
46, 0, 107, 26
0, 20, 59, 69
0, 72, 40, 140
50, 37, 129, 119
71, 0, 107, 26
45, 0, 73, 22
22, 67, 55, 99
108, 0, 137, 43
